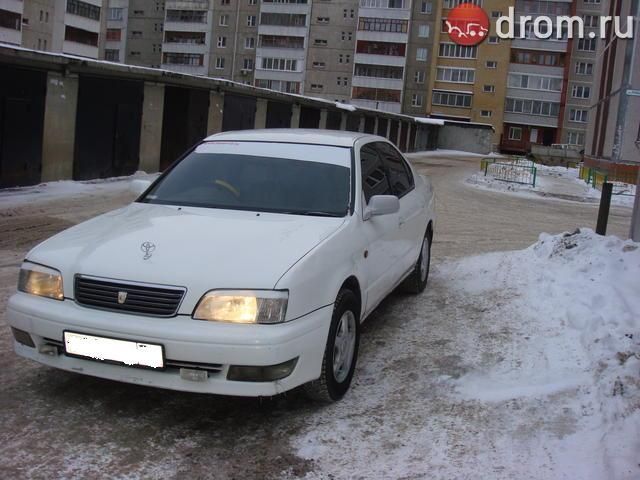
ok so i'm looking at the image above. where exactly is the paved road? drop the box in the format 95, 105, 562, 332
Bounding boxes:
0, 154, 633, 479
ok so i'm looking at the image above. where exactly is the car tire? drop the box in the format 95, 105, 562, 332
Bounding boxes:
402, 227, 432, 294
304, 289, 360, 403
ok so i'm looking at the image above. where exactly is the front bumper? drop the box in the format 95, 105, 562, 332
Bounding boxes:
7, 292, 331, 396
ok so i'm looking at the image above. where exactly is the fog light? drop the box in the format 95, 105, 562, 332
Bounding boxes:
11, 327, 35, 348
38, 344, 60, 356
227, 357, 298, 382
180, 368, 208, 382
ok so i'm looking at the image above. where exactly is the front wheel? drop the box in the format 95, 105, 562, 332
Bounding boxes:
304, 289, 360, 403
402, 228, 431, 294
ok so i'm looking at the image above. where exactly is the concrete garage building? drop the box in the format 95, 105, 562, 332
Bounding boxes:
0, 45, 493, 189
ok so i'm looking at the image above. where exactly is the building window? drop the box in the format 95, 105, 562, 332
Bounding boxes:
310, 84, 323, 91
64, 25, 99, 46
245, 37, 255, 49
569, 109, 589, 123
313, 61, 325, 68
480, 110, 492, 117
567, 131, 585, 145
219, 14, 229, 26
255, 79, 300, 94
416, 48, 428, 61
104, 49, 119, 61
506, 98, 560, 117
584, 0, 601, 4
216, 57, 225, 69
243, 58, 254, 70
341, 31, 352, 41
317, 16, 330, 23
247, 15, 257, 26
420, 1, 433, 14
583, 15, 598, 27
411, 94, 423, 107
131, 30, 142, 39
483, 85, 495, 93
571, 85, 591, 99
249, 0, 257, 4
577, 38, 597, 51
432, 90, 472, 108
106, 28, 121, 41
336, 76, 348, 86
221, 0, 230, 4
108, 7, 123, 21
67, 0, 101, 21
418, 24, 430, 37
436, 67, 475, 83
261, 13, 307, 27
439, 43, 477, 59
485, 60, 497, 69
261, 57, 297, 71
358, 17, 408, 33
315, 39, 328, 46
217, 36, 227, 47
491, 11, 502, 18
415, 70, 425, 83
575, 62, 593, 75
355, 64, 404, 79
163, 52, 203, 66
165, 31, 206, 44
352, 87, 401, 103
508, 127, 522, 141
444, 0, 483, 7
260, 35, 305, 49
507, 73, 562, 92
488, 36, 499, 44
166, 10, 207, 23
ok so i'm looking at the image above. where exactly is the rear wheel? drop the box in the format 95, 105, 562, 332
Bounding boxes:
402, 228, 431, 294
304, 289, 359, 403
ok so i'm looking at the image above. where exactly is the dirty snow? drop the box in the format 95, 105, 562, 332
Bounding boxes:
468, 163, 636, 207
406, 149, 503, 159
0, 171, 159, 207
293, 229, 640, 479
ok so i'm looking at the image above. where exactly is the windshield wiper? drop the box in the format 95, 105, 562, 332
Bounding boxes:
282, 210, 343, 217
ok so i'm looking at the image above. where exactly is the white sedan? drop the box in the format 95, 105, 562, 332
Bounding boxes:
8, 129, 435, 402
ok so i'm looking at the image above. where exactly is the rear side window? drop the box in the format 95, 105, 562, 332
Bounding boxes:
360, 144, 391, 203
375, 142, 414, 198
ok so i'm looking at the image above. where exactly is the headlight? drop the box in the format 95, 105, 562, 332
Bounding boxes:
193, 290, 288, 324
18, 262, 64, 301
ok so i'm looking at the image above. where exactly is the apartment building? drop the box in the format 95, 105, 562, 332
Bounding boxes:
427, 0, 513, 146
0, 0, 107, 58
304, 0, 358, 103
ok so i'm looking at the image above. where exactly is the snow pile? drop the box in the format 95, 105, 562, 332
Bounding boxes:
442, 229, 640, 479
468, 164, 636, 207
0, 171, 159, 208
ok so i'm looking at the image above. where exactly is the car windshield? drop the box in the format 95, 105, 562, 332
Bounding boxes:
140, 141, 351, 217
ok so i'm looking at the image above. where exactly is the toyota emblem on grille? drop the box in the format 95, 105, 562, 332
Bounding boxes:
117, 291, 128, 304
141, 241, 156, 260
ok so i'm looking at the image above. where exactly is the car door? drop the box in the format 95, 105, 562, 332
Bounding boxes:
375, 142, 425, 276
359, 143, 401, 316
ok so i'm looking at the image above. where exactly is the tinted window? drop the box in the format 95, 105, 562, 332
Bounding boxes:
360, 144, 391, 203
142, 151, 350, 217
375, 142, 414, 197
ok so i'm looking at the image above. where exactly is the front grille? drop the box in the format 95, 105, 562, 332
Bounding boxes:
165, 359, 224, 373
74, 276, 185, 317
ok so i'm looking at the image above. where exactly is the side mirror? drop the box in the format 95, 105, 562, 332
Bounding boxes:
130, 179, 151, 195
363, 195, 400, 220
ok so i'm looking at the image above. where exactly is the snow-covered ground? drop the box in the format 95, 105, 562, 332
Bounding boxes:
0, 171, 159, 207
468, 163, 636, 208
406, 149, 503, 159
292, 229, 640, 479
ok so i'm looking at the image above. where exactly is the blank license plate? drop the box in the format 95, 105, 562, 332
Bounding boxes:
64, 331, 164, 369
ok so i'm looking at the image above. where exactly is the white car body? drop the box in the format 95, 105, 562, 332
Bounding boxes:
7, 129, 435, 397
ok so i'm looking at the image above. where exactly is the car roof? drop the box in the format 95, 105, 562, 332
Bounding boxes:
204, 129, 384, 147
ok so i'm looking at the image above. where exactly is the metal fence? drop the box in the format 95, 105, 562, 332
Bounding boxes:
482, 157, 537, 187
579, 165, 636, 196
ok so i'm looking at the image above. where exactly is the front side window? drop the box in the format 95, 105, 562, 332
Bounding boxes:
375, 142, 414, 197
142, 142, 351, 217
360, 144, 391, 203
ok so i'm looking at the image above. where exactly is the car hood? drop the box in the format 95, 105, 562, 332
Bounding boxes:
27, 202, 346, 310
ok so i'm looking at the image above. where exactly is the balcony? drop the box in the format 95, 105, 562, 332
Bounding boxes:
353, 52, 405, 67
352, 75, 403, 90
358, 7, 410, 20
166, 0, 210, 9
0, 26, 21, 45
253, 68, 303, 83
63, 40, 99, 59
258, 25, 308, 38
511, 37, 567, 53
162, 41, 208, 54
260, 3, 310, 15
503, 112, 558, 128
161, 63, 208, 76
65, 12, 101, 33
351, 98, 402, 113
356, 30, 408, 43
